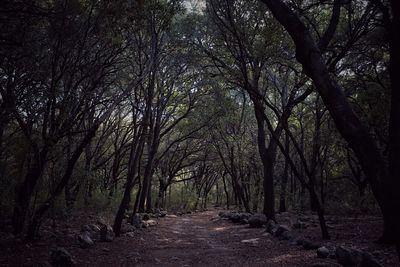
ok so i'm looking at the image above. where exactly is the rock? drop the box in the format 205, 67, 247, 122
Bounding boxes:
219, 211, 233, 218
142, 213, 150, 221
248, 214, 267, 228
275, 225, 290, 237
121, 223, 136, 233
131, 214, 142, 229
50, 247, 76, 266
241, 238, 259, 245
265, 220, 277, 233
359, 252, 383, 267
147, 219, 157, 226
279, 230, 293, 240
159, 211, 167, 217
229, 213, 241, 223
102, 248, 110, 252
78, 232, 94, 248
302, 240, 321, 250
96, 218, 108, 226
126, 232, 135, 238
142, 219, 157, 228
317, 246, 330, 258
335, 246, 362, 266
100, 225, 114, 242
80, 224, 100, 240
238, 213, 252, 224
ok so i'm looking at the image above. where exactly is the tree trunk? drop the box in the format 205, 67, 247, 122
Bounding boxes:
222, 171, 230, 209
145, 175, 153, 213
279, 133, 290, 213
12, 148, 48, 235
260, 0, 389, 240
113, 129, 146, 237
253, 103, 275, 220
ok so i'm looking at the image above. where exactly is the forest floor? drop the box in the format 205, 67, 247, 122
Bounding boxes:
0, 209, 398, 266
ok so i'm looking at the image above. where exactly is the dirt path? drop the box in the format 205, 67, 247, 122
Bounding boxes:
1, 209, 397, 266
116, 210, 316, 267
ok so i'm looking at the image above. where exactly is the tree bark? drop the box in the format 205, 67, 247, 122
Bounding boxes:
113, 126, 146, 236
279, 133, 290, 213
12, 148, 48, 235
253, 102, 275, 220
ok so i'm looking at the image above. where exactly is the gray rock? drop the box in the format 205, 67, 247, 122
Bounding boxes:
159, 211, 167, 217
302, 240, 321, 250
50, 247, 76, 266
265, 220, 277, 233
100, 225, 114, 242
317, 246, 330, 258
335, 246, 362, 266
126, 232, 135, 238
248, 214, 267, 228
279, 230, 293, 240
121, 223, 136, 233
142, 219, 157, 228
80, 224, 100, 240
78, 232, 94, 248
229, 213, 241, 223
87, 224, 101, 233
147, 219, 157, 226
275, 225, 290, 237
238, 213, 252, 224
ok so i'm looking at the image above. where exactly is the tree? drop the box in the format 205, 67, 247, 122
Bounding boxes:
259, 0, 400, 251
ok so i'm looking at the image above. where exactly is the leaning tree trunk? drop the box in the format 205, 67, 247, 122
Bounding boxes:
113, 129, 146, 237
260, 0, 390, 240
